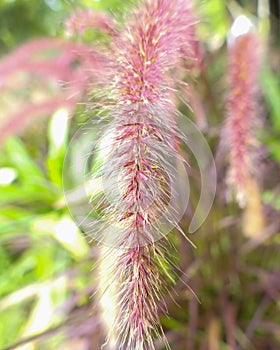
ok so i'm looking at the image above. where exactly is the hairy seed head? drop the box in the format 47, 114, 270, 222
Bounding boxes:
226, 32, 260, 207
96, 1, 197, 348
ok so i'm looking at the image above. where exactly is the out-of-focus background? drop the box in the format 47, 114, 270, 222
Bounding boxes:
0, 0, 280, 349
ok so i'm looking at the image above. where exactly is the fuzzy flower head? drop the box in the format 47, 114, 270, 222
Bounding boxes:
112, 0, 196, 105
226, 20, 261, 207
65, 9, 115, 36
95, 0, 197, 349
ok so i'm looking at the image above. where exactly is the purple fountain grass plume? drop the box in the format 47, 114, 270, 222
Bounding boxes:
226, 31, 261, 207
95, 0, 197, 349
0, 39, 88, 84
0, 97, 76, 144
66, 9, 116, 36
0, 38, 108, 144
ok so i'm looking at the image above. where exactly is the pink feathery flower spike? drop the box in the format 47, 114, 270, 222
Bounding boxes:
226, 26, 260, 207
95, 0, 197, 349
66, 9, 116, 36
